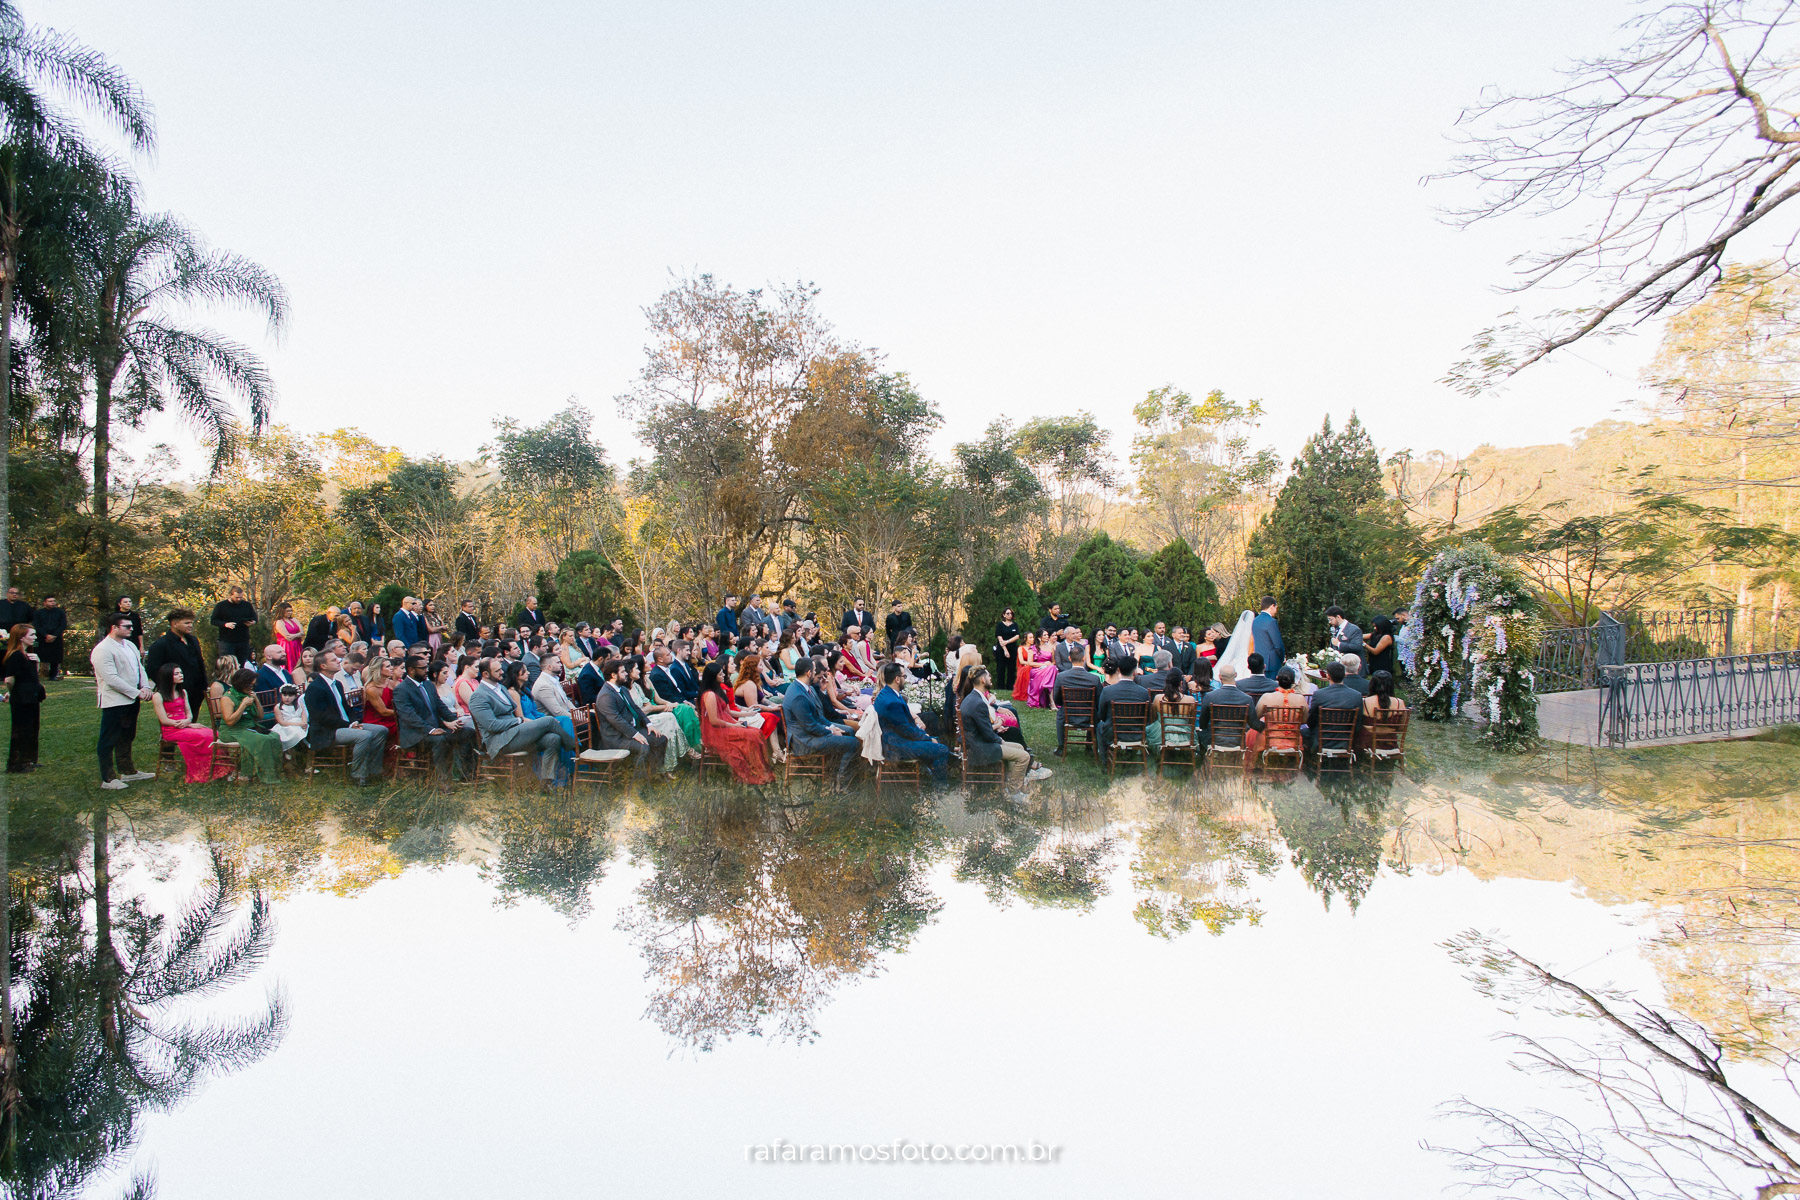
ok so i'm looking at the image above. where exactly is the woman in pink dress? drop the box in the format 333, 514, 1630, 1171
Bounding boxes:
1023, 633, 1061, 709
152, 665, 230, 782
274, 602, 304, 670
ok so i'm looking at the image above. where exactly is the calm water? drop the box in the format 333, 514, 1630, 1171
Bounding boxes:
6, 725, 1798, 1199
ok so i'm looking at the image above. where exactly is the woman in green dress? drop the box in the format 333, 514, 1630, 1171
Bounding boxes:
217, 667, 283, 782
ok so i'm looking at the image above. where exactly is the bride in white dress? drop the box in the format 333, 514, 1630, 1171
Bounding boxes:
1217, 610, 1256, 680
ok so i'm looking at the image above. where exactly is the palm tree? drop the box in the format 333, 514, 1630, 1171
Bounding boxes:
0, 0, 154, 593
54, 196, 288, 616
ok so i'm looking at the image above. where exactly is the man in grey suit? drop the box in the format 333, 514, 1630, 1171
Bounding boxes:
1201, 665, 1259, 748
1326, 607, 1365, 658
592, 658, 667, 775
1306, 660, 1364, 753
1052, 627, 1079, 670
781, 657, 861, 788
468, 656, 574, 779
394, 654, 476, 780
960, 667, 1030, 798
1051, 644, 1100, 753
1339, 653, 1370, 696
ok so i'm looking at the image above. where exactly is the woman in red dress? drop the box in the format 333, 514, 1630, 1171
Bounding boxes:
698, 661, 775, 785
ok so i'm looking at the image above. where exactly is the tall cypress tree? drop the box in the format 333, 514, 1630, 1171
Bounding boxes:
961, 556, 1042, 646
1042, 531, 1162, 630
1142, 536, 1221, 634
1245, 414, 1406, 651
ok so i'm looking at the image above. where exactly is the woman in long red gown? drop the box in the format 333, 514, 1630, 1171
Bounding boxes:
698, 661, 774, 785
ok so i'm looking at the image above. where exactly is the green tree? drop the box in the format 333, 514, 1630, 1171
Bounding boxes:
1245, 414, 1411, 652
485, 400, 613, 564
1141, 536, 1220, 635
549, 548, 634, 628
1041, 531, 1162, 632
47, 195, 288, 618
1131, 386, 1279, 587
1012, 411, 1118, 582
0, 3, 155, 594
960, 555, 1041, 648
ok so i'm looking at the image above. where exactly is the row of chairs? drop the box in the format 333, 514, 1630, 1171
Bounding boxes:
1055, 691, 1410, 773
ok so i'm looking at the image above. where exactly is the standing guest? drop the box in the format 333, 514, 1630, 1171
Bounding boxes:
395, 654, 476, 781
421, 598, 446, 651
884, 600, 913, 652
211, 585, 257, 666
348, 600, 378, 644
781, 657, 861, 790
306, 647, 388, 785
216, 668, 282, 783
1039, 602, 1069, 637
1365, 615, 1397, 678
91, 615, 154, 791
777, 597, 800, 634
517, 595, 546, 628
389, 597, 419, 649
368, 602, 388, 644
873, 662, 950, 780
273, 602, 304, 670
152, 665, 229, 782
454, 598, 481, 643
1251, 595, 1284, 679
1325, 606, 1364, 658
31, 595, 66, 680
993, 608, 1022, 690
696, 660, 774, 785
841, 598, 876, 637
715, 594, 741, 639
741, 594, 773, 639
111, 596, 145, 652
0, 586, 32, 632
303, 605, 338, 652
963, 666, 1039, 797
3, 623, 45, 771
145, 608, 209, 717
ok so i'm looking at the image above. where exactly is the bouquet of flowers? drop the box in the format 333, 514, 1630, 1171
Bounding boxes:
1306, 649, 1341, 670
902, 676, 940, 714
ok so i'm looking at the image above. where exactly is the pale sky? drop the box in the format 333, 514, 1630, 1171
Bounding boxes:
29, 0, 1660, 477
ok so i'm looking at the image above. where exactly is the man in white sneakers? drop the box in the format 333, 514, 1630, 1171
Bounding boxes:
92, 611, 156, 788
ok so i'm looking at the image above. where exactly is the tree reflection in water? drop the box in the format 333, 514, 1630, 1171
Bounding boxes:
953, 790, 1119, 910
618, 785, 943, 1052
481, 791, 621, 924
1130, 773, 1281, 938
1, 803, 286, 1199
1267, 765, 1397, 912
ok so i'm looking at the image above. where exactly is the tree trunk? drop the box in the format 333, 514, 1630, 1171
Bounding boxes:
93, 371, 113, 623
0, 237, 13, 597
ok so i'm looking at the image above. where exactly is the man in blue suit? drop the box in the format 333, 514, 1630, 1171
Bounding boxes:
716, 595, 740, 639
782, 657, 862, 788
391, 597, 422, 649
1252, 595, 1284, 680
872, 662, 949, 780
254, 644, 294, 693
650, 645, 698, 704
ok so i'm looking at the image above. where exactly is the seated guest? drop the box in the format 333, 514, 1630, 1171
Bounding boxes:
361, 658, 403, 740
781, 656, 862, 789
216, 667, 282, 783
590, 658, 668, 775
1306, 660, 1364, 754
1141, 648, 1176, 696
1256, 667, 1310, 757
650, 644, 698, 704
823, 649, 861, 712
306, 647, 388, 785
271, 683, 309, 752
1052, 644, 1101, 749
1146, 668, 1197, 753
696, 659, 775, 785
844, 625, 877, 678
255, 644, 294, 692
873, 662, 950, 780
1356, 669, 1407, 751
835, 632, 872, 683
1339, 653, 1370, 696
395, 654, 476, 780
626, 657, 694, 770
152, 664, 229, 783
1201, 665, 1259, 750
1096, 656, 1152, 765
531, 655, 587, 733
469, 655, 575, 779
960, 666, 1033, 800
1239, 653, 1277, 698
733, 651, 785, 755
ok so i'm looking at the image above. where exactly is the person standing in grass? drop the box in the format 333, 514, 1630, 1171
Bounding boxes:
92, 612, 156, 789
3, 623, 45, 772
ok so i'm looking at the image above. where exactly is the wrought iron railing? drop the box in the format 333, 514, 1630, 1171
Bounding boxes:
1599, 650, 1800, 745
1621, 608, 1734, 662
1533, 613, 1625, 692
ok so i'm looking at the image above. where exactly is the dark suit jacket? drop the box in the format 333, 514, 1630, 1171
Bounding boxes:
393, 675, 457, 748
1307, 683, 1364, 749
715, 606, 739, 636
650, 664, 696, 705
576, 661, 604, 705
304, 675, 356, 749
1097, 680, 1151, 727
389, 609, 419, 647
814, 682, 851, 726
351, 612, 379, 643
518, 607, 546, 629
781, 683, 845, 749
1171, 642, 1197, 678
144, 632, 207, 710
1239, 674, 1277, 698
594, 684, 651, 750
254, 663, 293, 693
304, 613, 334, 651
455, 613, 481, 642
0, 599, 33, 629
1201, 685, 1257, 740
1052, 667, 1099, 736
958, 691, 1005, 766
842, 608, 876, 635
1343, 675, 1370, 696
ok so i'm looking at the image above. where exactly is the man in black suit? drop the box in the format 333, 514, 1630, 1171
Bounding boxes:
306, 647, 388, 784
842, 599, 876, 636
455, 599, 482, 643
1150, 621, 1176, 656
394, 654, 475, 780
517, 595, 546, 629
345, 599, 377, 645
782, 657, 861, 789
1340, 653, 1370, 696
1239, 653, 1277, 699
0, 586, 33, 631
1306, 660, 1363, 754
884, 600, 913, 652
1170, 626, 1197, 681
1201, 665, 1258, 748
1039, 602, 1069, 637
593, 658, 666, 775
1096, 657, 1152, 766
32, 595, 67, 679
144, 608, 208, 715
1051, 645, 1100, 753
303, 606, 336, 652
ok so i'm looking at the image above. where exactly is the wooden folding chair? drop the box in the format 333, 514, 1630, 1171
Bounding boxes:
1107, 701, 1150, 775
1154, 708, 1198, 775
1056, 686, 1098, 758
1204, 704, 1251, 766
955, 705, 1007, 789
205, 696, 242, 780
784, 751, 830, 790
473, 724, 536, 788
1258, 706, 1306, 768
1365, 708, 1410, 764
393, 743, 438, 784
1314, 707, 1360, 763
875, 756, 922, 796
